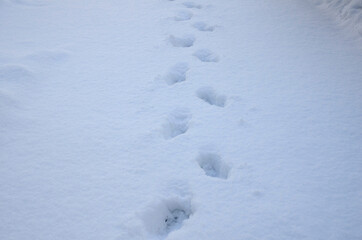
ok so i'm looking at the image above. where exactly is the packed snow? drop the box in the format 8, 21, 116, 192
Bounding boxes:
1, 0, 362, 240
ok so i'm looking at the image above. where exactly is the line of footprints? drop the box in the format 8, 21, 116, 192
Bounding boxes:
139, 1, 231, 238
163, 0, 228, 179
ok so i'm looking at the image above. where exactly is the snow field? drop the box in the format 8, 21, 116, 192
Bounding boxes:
1, 0, 362, 240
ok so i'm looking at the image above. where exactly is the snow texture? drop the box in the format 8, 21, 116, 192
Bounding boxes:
196, 87, 226, 107
193, 49, 219, 62
174, 10, 193, 21
169, 34, 195, 48
163, 62, 189, 85
183, 2, 202, 9
193, 21, 215, 32
162, 108, 191, 139
1, 0, 362, 240
196, 152, 230, 179
311, 0, 362, 39
140, 196, 192, 236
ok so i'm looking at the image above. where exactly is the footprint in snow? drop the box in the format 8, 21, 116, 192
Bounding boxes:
163, 62, 189, 85
183, 2, 202, 9
0, 64, 34, 82
169, 34, 195, 47
193, 21, 215, 32
196, 152, 230, 179
174, 10, 193, 21
162, 108, 191, 139
196, 87, 226, 107
140, 196, 193, 237
193, 49, 219, 62
0, 65, 35, 96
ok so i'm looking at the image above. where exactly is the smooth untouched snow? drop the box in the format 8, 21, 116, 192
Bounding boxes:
1, 0, 362, 240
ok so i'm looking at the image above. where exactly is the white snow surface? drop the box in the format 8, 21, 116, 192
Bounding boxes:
1, 0, 362, 240
311, 0, 362, 40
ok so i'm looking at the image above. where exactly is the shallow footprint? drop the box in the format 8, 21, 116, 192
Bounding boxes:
0, 64, 34, 82
163, 63, 189, 85
183, 2, 202, 9
196, 87, 226, 107
196, 152, 230, 179
174, 10, 193, 21
162, 109, 191, 139
193, 21, 215, 32
193, 49, 219, 62
169, 35, 195, 47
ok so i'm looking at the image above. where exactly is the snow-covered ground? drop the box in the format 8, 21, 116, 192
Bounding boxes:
1, 0, 362, 239
311, 0, 362, 40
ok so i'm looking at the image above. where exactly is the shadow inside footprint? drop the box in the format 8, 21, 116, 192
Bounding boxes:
193, 21, 215, 32
163, 63, 188, 85
165, 209, 189, 232
141, 197, 193, 236
196, 87, 226, 107
162, 109, 191, 139
196, 152, 230, 179
193, 49, 219, 62
174, 10, 193, 21
0, 64, 34, 82
183, 2, 202, 9
169, 35, 195, 48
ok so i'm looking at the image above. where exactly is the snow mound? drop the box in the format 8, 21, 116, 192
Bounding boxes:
311, 0, 362, 39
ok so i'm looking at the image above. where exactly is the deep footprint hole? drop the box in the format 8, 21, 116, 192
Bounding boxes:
141, 197, 193, 236
164, 209, 190, 232
197, 152, 230, 179
164, 63, 189, 85
196, 87, 226, 107
162, 109, 191, 139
